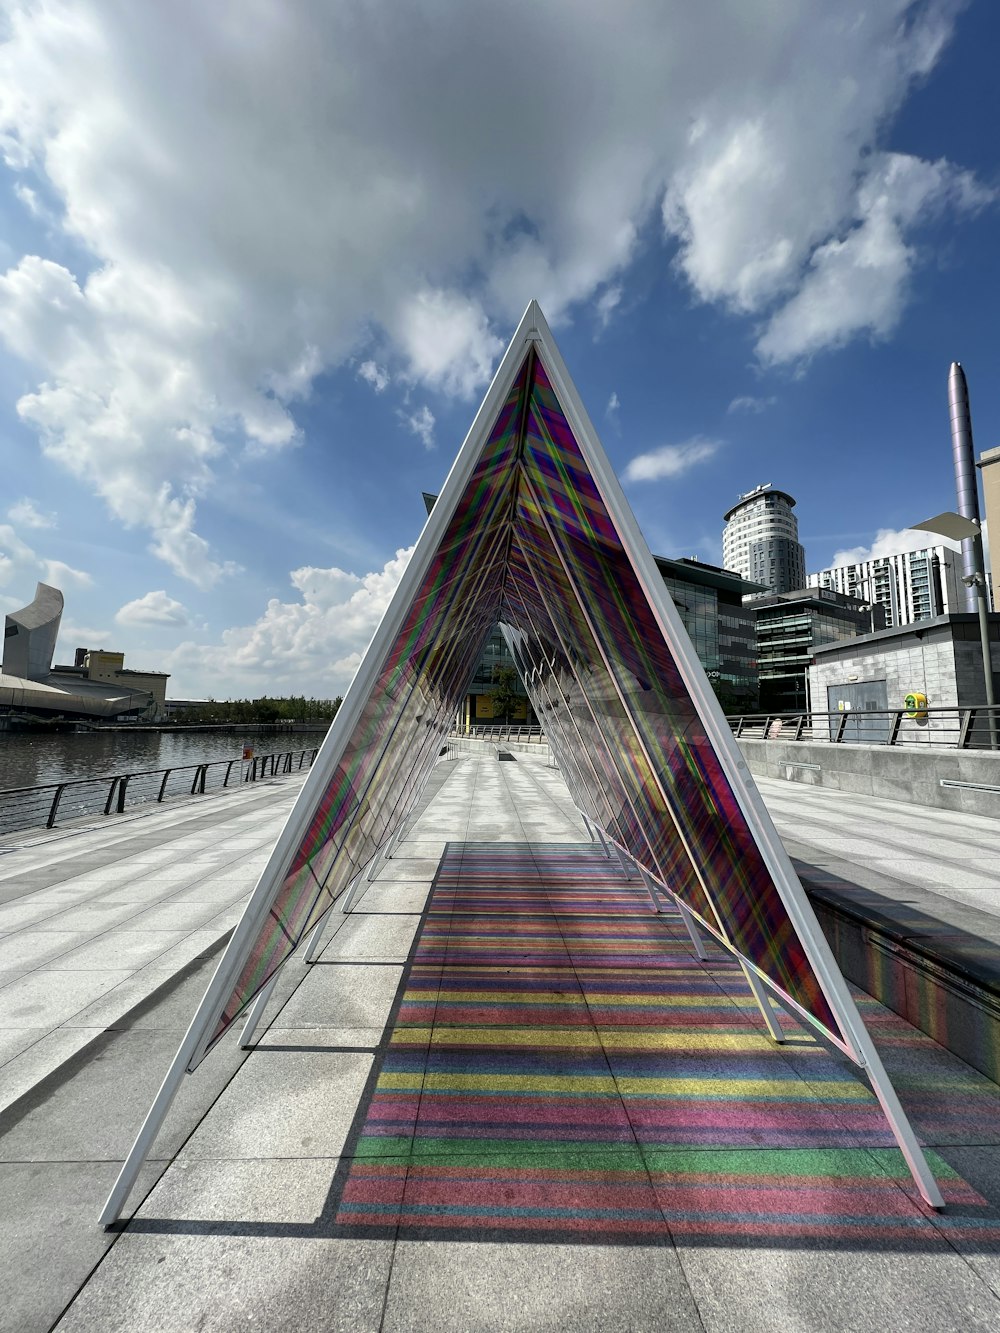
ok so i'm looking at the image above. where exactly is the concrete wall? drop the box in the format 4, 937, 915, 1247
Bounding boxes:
809, 635, 959, 743
738, 735, 1000, 816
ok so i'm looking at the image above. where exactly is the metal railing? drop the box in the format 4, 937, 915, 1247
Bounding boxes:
729, 706, 1000, 750
0, 747, 319, 837
453, 725, 545, 743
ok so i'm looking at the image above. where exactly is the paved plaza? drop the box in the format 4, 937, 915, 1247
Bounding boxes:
1, 754, 1000, 1330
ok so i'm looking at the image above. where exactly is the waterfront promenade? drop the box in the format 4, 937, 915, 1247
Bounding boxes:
2, 755, 1000, 1330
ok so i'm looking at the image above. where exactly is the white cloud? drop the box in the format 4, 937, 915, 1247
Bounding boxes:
0, 521, 90, 591
623, 436, 721, 483
7, 497, 55, 528
595, 284, 622, 330
606, 391, 620, 419
831, 526, 960, 567
43, 558, 91, 589
727, 395, 775, 415
392, 290, 503, 399
0, 1, 986, 578
358, 359, 390, 393
115, 590, 189, 628
400, 404, 436, 450
166, 547, 414, 697
757, 155, 992, 365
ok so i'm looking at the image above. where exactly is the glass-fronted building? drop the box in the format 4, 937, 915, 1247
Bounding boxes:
655, 557, 763, 710
722, 484, 806, 594
752, 587, 883, 713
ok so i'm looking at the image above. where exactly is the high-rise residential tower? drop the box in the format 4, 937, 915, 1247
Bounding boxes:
722, 484, 806, 593
809, 545, 961, 627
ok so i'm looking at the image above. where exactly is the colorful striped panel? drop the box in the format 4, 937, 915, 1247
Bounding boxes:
508, 356, 841, 1041
333, 844, 1000, 1246
209, 363, 530, 1043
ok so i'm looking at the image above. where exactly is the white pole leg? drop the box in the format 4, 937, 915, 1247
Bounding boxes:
639, 868, 665, 915
341, 869, 369, 914
677, 902, 710, 962
239, 972, 280, 1049
593, 825, 612, 859
739, 961, 786, 1044
612, 844, 633, 880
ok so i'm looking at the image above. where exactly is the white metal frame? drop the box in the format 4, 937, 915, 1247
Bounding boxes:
100, 301, 942, 1226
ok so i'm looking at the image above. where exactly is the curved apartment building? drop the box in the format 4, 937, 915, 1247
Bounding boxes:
722, 483, 806, 593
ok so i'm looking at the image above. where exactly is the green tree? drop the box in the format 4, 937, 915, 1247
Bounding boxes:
489, 665, 520, 724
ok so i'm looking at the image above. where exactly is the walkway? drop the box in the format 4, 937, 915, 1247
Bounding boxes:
3, 755, 997, 1331
0, 775, 305, 1112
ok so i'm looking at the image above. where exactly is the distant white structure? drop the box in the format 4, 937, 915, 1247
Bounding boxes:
808, 545, 960, 628
722, 483, 806, 594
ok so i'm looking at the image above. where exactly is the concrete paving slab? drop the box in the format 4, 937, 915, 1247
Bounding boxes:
0, 967, 133, 1029
0, 1027, 104, 1114
675, 1227, 1000, 1332
47, 928, 191, 971
274, 962, 403, 1031
321, 913, 421, 961
180, 1049, 373, 1160
53, 1159, 395, 1333
0, 1161, 163, 1333
383, 1238, 702, 1333
0, 1027, 248, 1162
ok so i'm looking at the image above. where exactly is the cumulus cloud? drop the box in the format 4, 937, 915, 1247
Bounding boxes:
116, 590, 189, 628
7, 496, 55, 528
357, 359, 390, 393
166, 547, 414, 698
400, 404, 436, 450
727, 395, 775, 415
831, 525, 960, 567
0, 522, 90, 591
623, 437, 721, 483
0, 2, 986, 580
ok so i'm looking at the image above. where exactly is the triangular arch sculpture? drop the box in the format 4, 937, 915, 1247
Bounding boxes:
102, 303, 942, 1223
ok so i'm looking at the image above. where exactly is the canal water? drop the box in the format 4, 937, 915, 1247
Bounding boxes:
0, 728, 326, 793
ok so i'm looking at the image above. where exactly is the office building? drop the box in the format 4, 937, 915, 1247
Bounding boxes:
722, 484, 807, 594
808, 546, 960, 628
656, 557, 762, 710
752, 587, 883, 713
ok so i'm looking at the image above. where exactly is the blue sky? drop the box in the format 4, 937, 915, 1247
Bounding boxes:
0, 0, 997, 700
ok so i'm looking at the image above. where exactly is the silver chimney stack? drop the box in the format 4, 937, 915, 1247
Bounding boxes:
948, 361, 981, 612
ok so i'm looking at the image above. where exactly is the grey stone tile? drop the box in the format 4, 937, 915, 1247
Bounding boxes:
373, 857, 441, 883
258, 1025, 384, 1051
676, 1229, 1000, 1332
274, 963, 403, 1031
48, 929, 190, 971
0, 1027, 247, 1162
0, 1026, 47, 1068
181, 1049, 373, 1159
0, 1026, 105, 1114
0, 967, 133, 1029
0, 930, 89, 974
383, 1239, 702, 1332
0, 1161, 163, 1333
348, 882, 432, 914
321, 914, 420, 961
55, 1159, 393, 1333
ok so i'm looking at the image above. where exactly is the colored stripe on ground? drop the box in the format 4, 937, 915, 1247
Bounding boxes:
333, 842, 1000, 1246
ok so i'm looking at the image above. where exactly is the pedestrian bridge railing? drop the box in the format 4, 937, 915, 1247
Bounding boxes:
729, 705, 999, 750
452, 725, 545, 743
0, 747, 319, 837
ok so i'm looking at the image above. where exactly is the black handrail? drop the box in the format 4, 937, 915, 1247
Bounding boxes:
728, 706, 1000, 751
0, 748, 319, 836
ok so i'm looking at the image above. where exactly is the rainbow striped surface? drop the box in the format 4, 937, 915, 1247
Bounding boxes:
332, 843, 1000, 1248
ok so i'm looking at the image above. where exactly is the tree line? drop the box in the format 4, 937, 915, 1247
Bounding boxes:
169, 696, 343, 724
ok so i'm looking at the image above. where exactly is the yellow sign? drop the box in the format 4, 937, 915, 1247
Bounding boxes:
904, 691, 928, 721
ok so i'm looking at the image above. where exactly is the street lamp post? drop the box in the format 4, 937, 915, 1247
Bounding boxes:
913, 511, 997, 749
